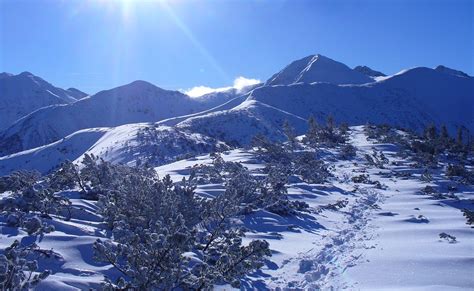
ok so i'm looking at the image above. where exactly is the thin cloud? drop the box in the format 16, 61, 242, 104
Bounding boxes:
185, 76, 261, 98
232, 76, 260, 90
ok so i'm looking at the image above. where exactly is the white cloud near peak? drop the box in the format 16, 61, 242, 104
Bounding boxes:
232, 76, 261, 90
184, 76, 261, 98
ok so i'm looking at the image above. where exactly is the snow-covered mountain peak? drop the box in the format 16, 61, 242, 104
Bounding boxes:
266, 54, 374, 86
435, 65, 471, 78
126, 79, 159, 89
93, 80, 180, 100
18, 71, 34, 77
0, 71, 82, 130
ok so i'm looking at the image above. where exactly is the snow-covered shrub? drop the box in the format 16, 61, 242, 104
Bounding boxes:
260, 165, 307, 214
78, 153, 158, 199
253, 134, 292, 165
0, 186, 71, 220
439, 232, 457, 243
0, 170, 40, 193
339, 144, 357, 160
421, 185, 437, 195
22, 216, 55, 235
364, 124, 384, 140
445, 164, 474, 184
364, 149, 389, 168
282, 120, 298, 151
303, 116, 347, 148
1, 186, 65, 235
80, 153, 121, 190
257, 140, 331, 184
192, 152, 246, 185
0, 240, 51, 290
266, 199, 309, 216
364, 124, 407, 145
420, 169, 433, 182
47, 160, 85, 192
258, 162, 309, 215
133, 126, 230, 167
351, 174, 386, 189
461, 209, 474, 227
194, 189, 271, 288
92, 163, 271, 289
324, 199, 349, 211
351, 174, 371, 184
192, 151, 309, 216
294, 152, 332, 184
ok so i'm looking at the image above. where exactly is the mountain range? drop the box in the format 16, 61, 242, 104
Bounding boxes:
0, 71, 86, 131
0, 54, 472, 174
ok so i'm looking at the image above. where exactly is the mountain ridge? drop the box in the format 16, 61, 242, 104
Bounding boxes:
0, 71, 81, 131
1, 55, 472, 162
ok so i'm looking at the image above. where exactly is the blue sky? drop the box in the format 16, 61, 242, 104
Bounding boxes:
0, 0, 472, 94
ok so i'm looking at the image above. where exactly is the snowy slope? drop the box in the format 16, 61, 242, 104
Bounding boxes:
81, 124, 228, 167
2, 127, 472, 290
176, 99, 308, 145
435, 65, 471, 78
0, 124, 228, 176
66, 88, 88, 99
156, 93, 250, 127
256, 67, 474, 132
0, 72, 80, 130
0, 128, 108, 175
266, 54, 373, 86
154, 83, 262, 127
177, 65, 473, 146
258, 127, 474, 290
0, 81, 227, 155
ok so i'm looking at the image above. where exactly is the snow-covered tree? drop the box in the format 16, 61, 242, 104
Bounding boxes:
303, 115, 347, 147
339, 144, 357, 160
47, 160, 85, 192
0, 171, 40, 193
91, 162, 271, 289
0, 240, 51, 290
282, 120, 298, 150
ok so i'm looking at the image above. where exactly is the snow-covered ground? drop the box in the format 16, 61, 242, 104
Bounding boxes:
1, 126, 472, 290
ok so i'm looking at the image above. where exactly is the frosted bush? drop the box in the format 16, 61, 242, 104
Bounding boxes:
340, 144, 357, 160
0, 240, 51, 290
91, 162, 271, 289
303, 115, 347, 148
47, 160, 85, 192
0, 170, 40, 193
0, 186, 71, 220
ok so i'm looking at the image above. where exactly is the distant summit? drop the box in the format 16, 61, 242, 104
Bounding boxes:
354, 65, 386, 77
266, 54, 373, 86
0, 71, 81, 130
435, 65, 470, 78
